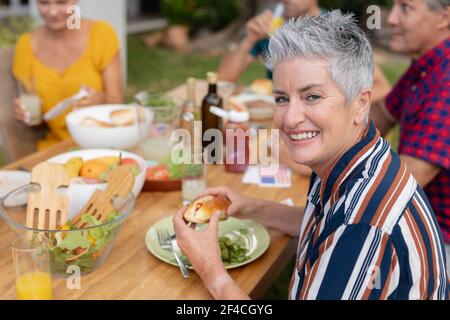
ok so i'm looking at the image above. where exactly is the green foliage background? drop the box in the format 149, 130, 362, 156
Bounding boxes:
319, 0, 393, 17
160, 0, 241, 31
0, 16, 34, 48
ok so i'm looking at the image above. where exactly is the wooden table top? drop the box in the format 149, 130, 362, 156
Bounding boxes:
0, 139, 309, 300
0, 79, 310, 299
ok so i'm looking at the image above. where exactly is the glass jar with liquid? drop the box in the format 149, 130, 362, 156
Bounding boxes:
224, 110, 250, 173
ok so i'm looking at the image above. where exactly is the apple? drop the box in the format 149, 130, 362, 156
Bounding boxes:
120, 158, 140, 176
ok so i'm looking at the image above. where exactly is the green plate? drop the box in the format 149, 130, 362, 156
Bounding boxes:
145, 216, 270, 269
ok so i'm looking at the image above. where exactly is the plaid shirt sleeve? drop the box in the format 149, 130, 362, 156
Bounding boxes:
384, 73, 408, 120
400, 78, 450, 170
303, 224, 397, 300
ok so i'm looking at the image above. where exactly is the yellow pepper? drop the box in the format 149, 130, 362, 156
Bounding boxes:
87, 235, 96, 246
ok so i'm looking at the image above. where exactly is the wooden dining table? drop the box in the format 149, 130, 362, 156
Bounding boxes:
0, 81, 311, 300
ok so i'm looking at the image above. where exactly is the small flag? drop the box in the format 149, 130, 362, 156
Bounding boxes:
259, 164, 291, 188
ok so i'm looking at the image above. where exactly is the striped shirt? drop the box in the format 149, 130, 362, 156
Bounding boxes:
289, 122, 449, 300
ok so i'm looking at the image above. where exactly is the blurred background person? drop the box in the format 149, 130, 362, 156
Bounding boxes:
370, 0, 450, 266
12, 0, 123, 150
218, 0, 391, 105
218, 0, 323, 81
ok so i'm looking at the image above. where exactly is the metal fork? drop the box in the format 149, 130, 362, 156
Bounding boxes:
157, 228, 190, 278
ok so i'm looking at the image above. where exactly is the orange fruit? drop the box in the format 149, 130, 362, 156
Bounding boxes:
80, 159, 109, 179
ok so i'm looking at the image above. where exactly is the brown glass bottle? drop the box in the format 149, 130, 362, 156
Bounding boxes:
201, 72, 223, 149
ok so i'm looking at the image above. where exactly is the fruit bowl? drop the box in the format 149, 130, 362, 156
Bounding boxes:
66, 105, 153, 150
0, 184, 135, 275
47, 149, 147, 219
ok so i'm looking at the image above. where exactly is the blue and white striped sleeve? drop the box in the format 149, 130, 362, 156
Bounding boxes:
300, 224, 399, 300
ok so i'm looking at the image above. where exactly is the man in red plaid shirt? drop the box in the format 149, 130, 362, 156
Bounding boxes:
371, 0, 450, 269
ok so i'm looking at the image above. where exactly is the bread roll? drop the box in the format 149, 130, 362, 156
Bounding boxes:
80, 117, 114, 128
110, 109, 136, 126
250, 79, 273, 95
184, 195, 231, 224
228, 98, 247, 112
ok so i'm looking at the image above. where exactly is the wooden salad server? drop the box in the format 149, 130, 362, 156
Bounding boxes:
25, 162, 70, 231
71, 165, 135, 229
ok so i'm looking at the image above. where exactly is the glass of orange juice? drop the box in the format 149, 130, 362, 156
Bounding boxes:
12, 235, 53, 300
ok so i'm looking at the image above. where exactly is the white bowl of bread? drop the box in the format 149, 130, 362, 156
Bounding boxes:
229, 93, 274, 121
66, 105, 153, 150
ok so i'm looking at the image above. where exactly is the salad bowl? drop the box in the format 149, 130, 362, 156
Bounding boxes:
0, 183, 135, 275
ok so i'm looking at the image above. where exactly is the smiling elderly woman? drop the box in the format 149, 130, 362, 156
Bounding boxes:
173, 11, 449, 300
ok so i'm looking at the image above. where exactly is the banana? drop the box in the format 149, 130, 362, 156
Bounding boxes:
64, 157, 84, 178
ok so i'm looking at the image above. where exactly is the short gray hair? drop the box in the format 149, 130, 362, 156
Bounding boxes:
425, 0, 449, 11
265, 10, 374, 103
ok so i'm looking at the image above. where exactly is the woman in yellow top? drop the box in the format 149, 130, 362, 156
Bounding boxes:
12, 0, 123, 150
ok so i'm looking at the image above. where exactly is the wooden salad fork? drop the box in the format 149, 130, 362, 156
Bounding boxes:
25, 162, 70, 231
71, 165, 135, 229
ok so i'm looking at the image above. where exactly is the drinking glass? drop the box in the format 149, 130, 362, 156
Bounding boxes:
218, 81, 236, 110
135, 91, 182, 162
12, 235, 52, 300
182, 160, 207, 206
17, 81, 42, 125
20, 94, 42, 125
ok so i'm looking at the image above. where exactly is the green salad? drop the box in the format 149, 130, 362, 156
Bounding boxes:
163, 155, 183, 179
219, 229, 251, 264
45, 211, 124, 274
137, 92, 180, 122
179, 229, 252, 267
141, 93, 177, 108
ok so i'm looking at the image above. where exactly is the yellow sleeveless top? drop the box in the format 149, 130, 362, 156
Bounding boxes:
12, 20, 120, 150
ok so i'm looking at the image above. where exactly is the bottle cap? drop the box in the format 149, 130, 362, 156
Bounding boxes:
207, 72, 218, 84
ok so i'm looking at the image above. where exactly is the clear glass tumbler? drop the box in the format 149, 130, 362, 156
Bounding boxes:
181, 161, 207, 206
12, 235, 52, 300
